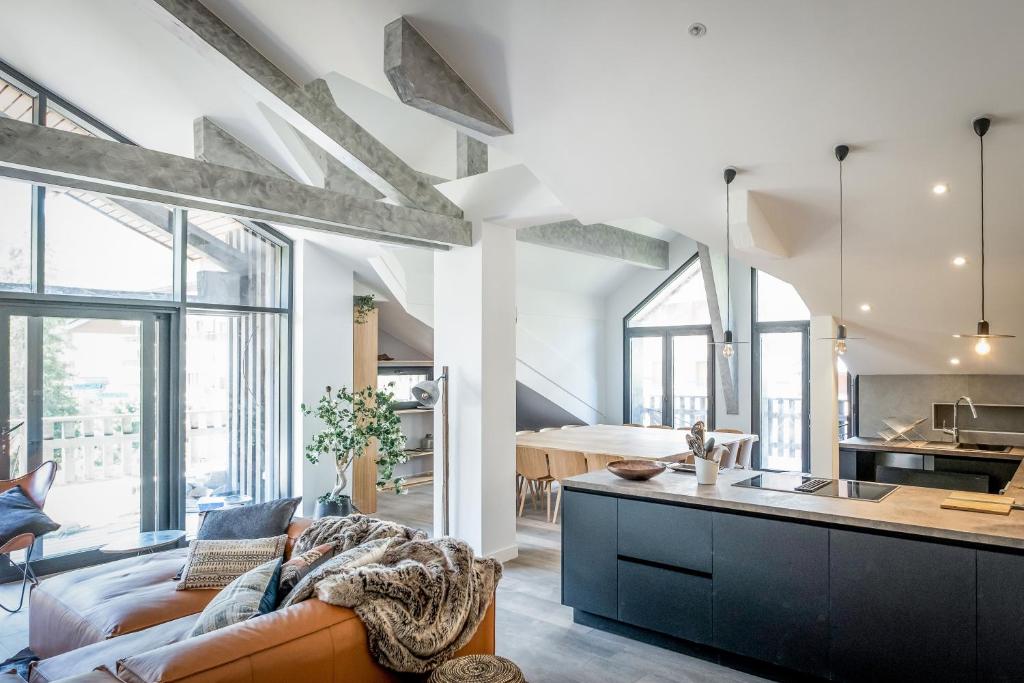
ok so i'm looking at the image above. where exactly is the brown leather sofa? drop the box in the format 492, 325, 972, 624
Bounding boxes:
28, 519, 495, 682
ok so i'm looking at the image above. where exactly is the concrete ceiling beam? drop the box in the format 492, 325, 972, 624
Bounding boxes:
384, 17, 512, 137
146, 0, 462, 218
193, 116, 292, 181
697, 243, 739, 415
516, 220, 669, 270
0, 117, 470, 249
457, 132, 488, 178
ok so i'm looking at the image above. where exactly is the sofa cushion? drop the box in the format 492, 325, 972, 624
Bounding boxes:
177, 535, 287, 591
29, 549, 217, 660
197, 497, 301, 541
29, 613, 197, 683
189, 558, 282, 638
0, 486, 59, 545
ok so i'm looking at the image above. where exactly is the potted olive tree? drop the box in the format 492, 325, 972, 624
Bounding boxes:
302, 384, 408, 517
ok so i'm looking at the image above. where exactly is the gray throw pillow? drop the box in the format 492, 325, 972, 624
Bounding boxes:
0, 486, 60, 545
188, 558, 282, 637
197, 497, 301, 541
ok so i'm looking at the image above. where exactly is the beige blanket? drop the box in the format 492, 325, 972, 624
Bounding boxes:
287, 515, 502, 673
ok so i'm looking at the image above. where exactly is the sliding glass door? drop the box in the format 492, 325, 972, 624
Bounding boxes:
626, 330, 712, 428
1, 306, 171, 566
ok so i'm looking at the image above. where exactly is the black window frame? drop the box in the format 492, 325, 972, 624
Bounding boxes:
0, 60, 294, 579
750, 268, 811, 472
623, 253, 716, 428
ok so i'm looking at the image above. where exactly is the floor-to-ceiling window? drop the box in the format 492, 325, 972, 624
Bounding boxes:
624, 254, 714, 428
0, 62, 292, 575
751, 270, 810, 471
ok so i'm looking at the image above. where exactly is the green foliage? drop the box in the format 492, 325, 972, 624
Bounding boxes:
301, 383, 408, 498
353, 295, 376, 324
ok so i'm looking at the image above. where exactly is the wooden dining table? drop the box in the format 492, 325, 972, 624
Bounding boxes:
515, 424, 757, 462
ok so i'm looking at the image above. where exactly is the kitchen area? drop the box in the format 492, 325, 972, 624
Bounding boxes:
561, 375, 1024, 682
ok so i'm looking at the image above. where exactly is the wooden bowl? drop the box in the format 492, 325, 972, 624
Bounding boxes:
606, 459, 666, 481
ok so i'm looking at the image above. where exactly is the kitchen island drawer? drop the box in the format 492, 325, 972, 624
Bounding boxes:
617, 499, 711, 572
617, 559, 712, 645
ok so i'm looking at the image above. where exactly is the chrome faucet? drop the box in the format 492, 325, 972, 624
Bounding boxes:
942, 396, 978, 443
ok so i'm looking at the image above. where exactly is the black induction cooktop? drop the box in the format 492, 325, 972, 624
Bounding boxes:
732, 473, 898, 502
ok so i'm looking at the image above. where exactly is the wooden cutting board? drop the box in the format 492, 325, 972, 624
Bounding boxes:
941, 490, 1020, 515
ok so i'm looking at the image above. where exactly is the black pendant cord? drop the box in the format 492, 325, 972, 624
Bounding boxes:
726, 177, 731, 331
839, 156, 844, 325
980, 131, 986, 322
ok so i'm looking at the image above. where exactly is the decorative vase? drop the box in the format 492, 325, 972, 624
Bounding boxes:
315, 495, 355, 518
694, 457, 719, 485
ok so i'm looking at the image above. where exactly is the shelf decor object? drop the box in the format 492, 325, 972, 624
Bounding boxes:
412, 366, 451, 535
819, 144, 863, 354
709, 167, 748, 358
954, 117, 1015, 354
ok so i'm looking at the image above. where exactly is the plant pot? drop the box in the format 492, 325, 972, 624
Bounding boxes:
694, 457, 719, 485
315, 496, 355, 518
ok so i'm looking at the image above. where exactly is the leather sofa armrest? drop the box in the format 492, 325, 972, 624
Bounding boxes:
115, 599, 366, 683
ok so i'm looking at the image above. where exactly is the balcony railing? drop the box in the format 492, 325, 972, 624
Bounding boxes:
760, 397, 803, 470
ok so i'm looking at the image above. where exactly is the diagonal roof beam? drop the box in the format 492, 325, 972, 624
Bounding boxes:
193, 116, 292, 181
457, 132, 488, 178
384, 17, 512, 137
0, 117, 470, 249
516, 220, 669, 270
697, 243, 739, 415
146, 0, 462, 218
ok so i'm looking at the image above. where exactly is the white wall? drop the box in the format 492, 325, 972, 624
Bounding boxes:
292, 239, 354, 516
516, 286, 606, 424
433, 222, 517, 561
379, 330, 429, 361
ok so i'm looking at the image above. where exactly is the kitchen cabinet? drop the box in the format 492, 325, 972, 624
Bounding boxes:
712, 513, 830, 678
978, 549, 1024, 683
830, 529, 976, 682
561, 490, 617, 619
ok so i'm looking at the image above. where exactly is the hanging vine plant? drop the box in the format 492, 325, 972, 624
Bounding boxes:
354, 295, 376, 324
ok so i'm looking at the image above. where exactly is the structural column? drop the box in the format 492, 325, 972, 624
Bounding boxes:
433, 222, 518, 561
809, 315, 839, 477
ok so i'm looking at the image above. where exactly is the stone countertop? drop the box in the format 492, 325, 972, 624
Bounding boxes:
564, 468, 1024, 551
839, 436, 1024, 461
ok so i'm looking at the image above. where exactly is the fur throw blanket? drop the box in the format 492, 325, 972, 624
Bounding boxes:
285, 515, 502, 673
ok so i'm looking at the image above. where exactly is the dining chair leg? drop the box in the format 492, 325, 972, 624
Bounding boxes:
552, 484, 564, 523
545, 481, 551, 523
0, 542, 35, 614
518, 483, 528, 517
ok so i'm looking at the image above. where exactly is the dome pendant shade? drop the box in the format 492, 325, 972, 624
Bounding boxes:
955, 117, 1014, 350
709, 166, 748, 357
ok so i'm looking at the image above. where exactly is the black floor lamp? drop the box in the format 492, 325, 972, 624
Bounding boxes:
412, 366, 450, 536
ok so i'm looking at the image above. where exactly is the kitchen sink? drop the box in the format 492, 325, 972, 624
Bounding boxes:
955, 443, 1013, 453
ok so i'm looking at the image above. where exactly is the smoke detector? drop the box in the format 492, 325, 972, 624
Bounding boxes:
688, 23, 707, 38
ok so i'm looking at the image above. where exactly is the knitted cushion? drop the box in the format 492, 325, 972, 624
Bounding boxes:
188, 558, 282, 637
177, 535, 287, 591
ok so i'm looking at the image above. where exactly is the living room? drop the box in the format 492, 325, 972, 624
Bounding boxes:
3, 2, 1024, 682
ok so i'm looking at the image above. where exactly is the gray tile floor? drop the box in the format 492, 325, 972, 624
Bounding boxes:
0, 487, 769, 682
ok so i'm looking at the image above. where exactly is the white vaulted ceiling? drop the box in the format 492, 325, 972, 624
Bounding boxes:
2, 0, 1024, 374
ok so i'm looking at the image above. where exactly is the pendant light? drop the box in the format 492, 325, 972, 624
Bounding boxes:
820, 144, 862, 354
709, 166, 748, 358
953, 117, 1014, 354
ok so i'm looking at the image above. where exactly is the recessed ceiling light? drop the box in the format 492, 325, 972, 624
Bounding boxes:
950, 357, 961, 366
952, 256, 967, 267
932, 183, 949, 195
859, 303, 871, 312
688, 22, 707, 38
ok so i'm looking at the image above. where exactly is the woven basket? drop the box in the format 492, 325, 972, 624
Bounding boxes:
429, 655, 525, 683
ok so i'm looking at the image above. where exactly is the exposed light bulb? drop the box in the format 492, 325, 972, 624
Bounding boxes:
975, 338, 991, 356
835, 339, 847, 355
722, 343, 735, 359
